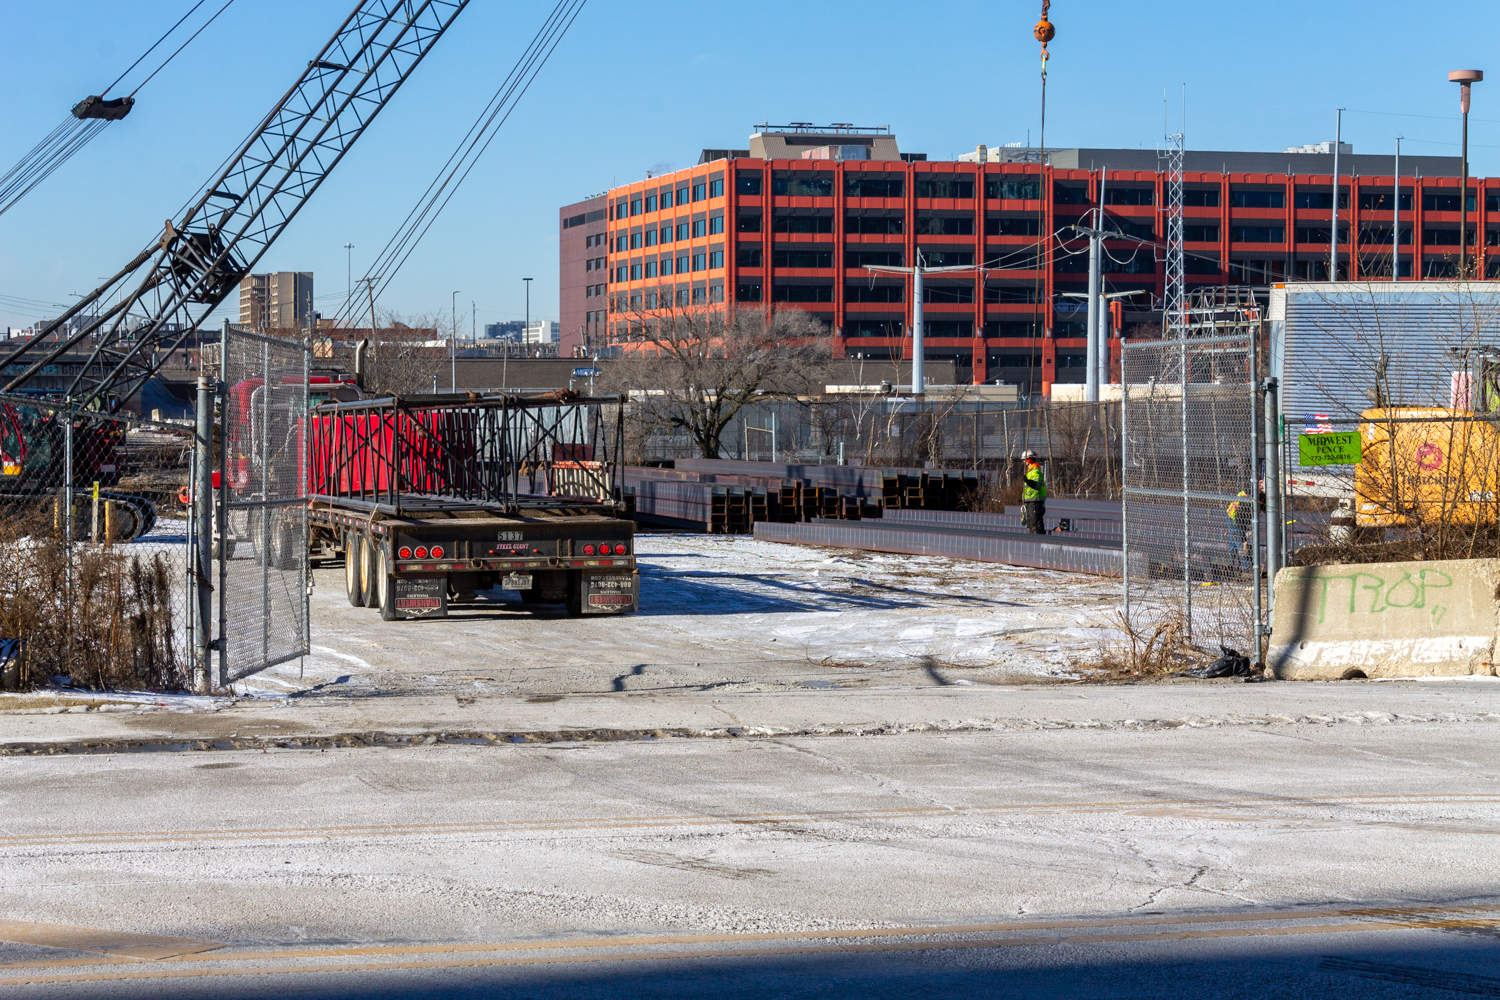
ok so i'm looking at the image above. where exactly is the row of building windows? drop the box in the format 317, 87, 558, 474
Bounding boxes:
612, 251, 725, 281
614, 217, 725, 250
612, 286, 726, 309
615, 180, 724, 218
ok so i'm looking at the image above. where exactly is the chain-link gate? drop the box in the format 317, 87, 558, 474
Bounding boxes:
217, 328, 309, 684
1121, 334, 1262, 652
0, 393, 194, 690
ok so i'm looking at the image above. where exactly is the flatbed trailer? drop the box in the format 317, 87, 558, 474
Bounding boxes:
306, 391, 637, 620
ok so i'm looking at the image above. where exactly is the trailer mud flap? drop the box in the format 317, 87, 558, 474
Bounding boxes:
582, 570, 638, 614
393, 575, 448, 619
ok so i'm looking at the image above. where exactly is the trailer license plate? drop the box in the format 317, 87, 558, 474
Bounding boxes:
502, 573, 533, 591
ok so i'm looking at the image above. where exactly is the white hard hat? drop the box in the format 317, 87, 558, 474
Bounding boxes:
1021, 449, 1038, 460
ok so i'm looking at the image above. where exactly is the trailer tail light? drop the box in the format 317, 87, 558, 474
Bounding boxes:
601, 544, 615, 555
615, 543, 628, 555
414, 547, 428, 559
429, 546, 444, 559
398, 547, 411, 559
583, 544, 596, 555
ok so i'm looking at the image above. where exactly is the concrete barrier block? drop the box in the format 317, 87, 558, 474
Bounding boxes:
1268, 558, 1500, 679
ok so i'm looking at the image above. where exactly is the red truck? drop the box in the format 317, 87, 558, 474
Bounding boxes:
304, 391, 636, 621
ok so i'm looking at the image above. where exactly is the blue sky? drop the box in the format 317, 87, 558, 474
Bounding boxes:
4, 0, 1500, 335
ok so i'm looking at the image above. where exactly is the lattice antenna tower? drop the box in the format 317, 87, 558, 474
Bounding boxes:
1160, 132, 1185, 338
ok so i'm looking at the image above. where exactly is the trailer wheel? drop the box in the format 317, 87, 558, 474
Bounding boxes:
377, 547, 397, 621
344, 530, 364, 607
359, 533, 379, 608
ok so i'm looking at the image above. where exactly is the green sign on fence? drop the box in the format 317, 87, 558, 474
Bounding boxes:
1298, 431, 1362, 466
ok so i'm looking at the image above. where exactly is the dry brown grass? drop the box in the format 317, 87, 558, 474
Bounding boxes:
961, 477, 1022, 514
0, 505, 186, 692
1081, 606, 1213, 681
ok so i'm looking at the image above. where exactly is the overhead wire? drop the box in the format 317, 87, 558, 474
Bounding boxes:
0, 0, 236, 218
337, 0, 589, 325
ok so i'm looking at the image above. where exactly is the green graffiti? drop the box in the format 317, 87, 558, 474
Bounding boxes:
1302, 568, 1453, 624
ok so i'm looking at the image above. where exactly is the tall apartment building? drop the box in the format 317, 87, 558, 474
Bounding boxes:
559, 124, 1465, 392
238, 271, 314, 331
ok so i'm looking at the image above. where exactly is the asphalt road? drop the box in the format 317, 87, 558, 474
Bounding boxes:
3, 709, 1499, 998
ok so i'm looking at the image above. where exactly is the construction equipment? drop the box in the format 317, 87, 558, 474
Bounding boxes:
1355, 354, 1500, 526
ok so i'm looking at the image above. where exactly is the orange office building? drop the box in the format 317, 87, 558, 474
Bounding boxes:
558, 124, 1465, 393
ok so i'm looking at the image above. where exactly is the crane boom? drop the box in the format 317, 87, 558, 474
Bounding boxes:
1, 0, 469, 410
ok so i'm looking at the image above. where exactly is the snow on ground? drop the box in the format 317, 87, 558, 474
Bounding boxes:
230, 533, 1126, 699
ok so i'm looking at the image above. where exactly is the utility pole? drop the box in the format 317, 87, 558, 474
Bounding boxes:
1331, 108, 1343, 281
523, 277, 533, 357
1450, 70, 1482, 277
471, 300, 476, 351
1085, 194, 1102, 402
450, 289, 459, 391
1393, 137, 1402, 281
864, 251, 976, 395
343, 242, 354, 321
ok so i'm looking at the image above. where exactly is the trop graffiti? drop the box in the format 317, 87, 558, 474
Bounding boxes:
1293, 567, 1454, 627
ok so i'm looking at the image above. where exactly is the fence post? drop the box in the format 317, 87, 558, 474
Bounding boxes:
1120, 370, 1131, 625
1263, 377, 1282, 616
1181, 339, 1192, 642
1250, 337, 1263, 663
193, 377, 215, 693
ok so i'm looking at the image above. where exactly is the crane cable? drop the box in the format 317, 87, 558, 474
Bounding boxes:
0, 0, 237, 218
336, 0, 589, 326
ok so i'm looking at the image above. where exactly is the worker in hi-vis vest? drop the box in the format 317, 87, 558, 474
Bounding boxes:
1021, 449, 1047, 534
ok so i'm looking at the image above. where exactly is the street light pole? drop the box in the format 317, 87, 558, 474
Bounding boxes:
1450, 70, 1483, 278
523, 277, 533, 356
450, 289, 459, 391
343, 243, 354, 322
865, 255, 979, 395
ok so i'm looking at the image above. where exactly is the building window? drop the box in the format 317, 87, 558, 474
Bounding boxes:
984, 285, 1039, 303
916, 176, 974, 199
1423, 192, 1477, 212
709, 215, 724, 235
1053, 185, 1088, 205
585, 285, 593, 297
1229, 225, 1284, 243
1057, 353, 1088, 368
692, 253, 706, 271
1183, 224, 1219, 242
845, 249, 902, 267
924, 321, 972, 338
659, 227, 672, 244
677, 254, 690, 273
709, 284, 724, 302
630, 199, 642, 216
986, 176, 1040, 200
1183, 189, 1220, 207
660, 258, 673, 276
737, 170, 763, 195
923, 284, 973, 303
771, 172, 835, 198
614, 234, 626, 252
914, 216, 973, 236
737, 283, 762, 302
738, 245, 762, 267
772, 284, 833, 303
692, 183, 706, 202
845, 214, 903, 235
1295, 225, 1348, 244
1294, 191, 1349, 210
644, 195, 657, 213
986, 217, 1039, 236
1360, 191, 1413, 211
845, 176, 903, 198
1185, 256, 1221, 275
709, 179, 724, 198
1423, 227, 1474, 246
1228, 189, 1285, 209
661, 191, 673, 209
773, 213, 834, 234
615, 266, 628, 282
772, 248, 832, 268
629, 293, 642, 308
692, 219, 706, 238
691, 287, 706, 304
644, 229, 657, 247
676, 288, 690, 306
709, 251, 724, 269
845, 283, 902, 303
1104, 188, 1153, 206
645, 261, 657, 278
585, 259, 594, 272
676, 223, 690, 241
630, 263, 642, 280
585, 234, 595, 248
677, 187, 689, 206
985, 246, 1042, 269
737, 213, 761, 232
918, 250, 973, 266
630, 232, 642, 249
846, 319, 903, 337
1113, 219, 1156, 240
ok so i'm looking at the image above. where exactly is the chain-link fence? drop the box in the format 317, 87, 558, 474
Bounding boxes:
0, 393, 194, 690
627, 398, 1123, 500
1121, 334, 1262, 652
218, 328, 310, 683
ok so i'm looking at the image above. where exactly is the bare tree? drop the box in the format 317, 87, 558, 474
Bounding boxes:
364, 309, 444, 396
598, 305, 832, 459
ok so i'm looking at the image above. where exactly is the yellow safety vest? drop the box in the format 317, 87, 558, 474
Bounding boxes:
1022, 462, 1046, 501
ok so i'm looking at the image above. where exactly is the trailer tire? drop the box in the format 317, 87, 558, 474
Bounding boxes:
377, 547, 397, 621
359, 533, 379, 608
344, 530, 364, 607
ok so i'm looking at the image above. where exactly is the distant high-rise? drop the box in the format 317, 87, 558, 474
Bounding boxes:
239, 272, 314, 330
